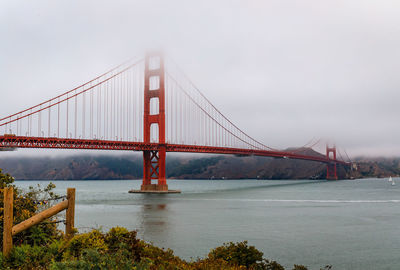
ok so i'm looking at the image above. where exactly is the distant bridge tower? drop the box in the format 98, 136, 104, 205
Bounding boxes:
326, 145, 338, 180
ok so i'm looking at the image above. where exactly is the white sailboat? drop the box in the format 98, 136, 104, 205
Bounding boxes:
392, 178, 396, 186
388, 176, 393, 182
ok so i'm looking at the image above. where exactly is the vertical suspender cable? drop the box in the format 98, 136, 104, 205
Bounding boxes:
112, 75, 115, 140
119, 74, 122, 140
104, 81, 107, 140
66, 94, 69, 138
48, 102, 51, 137
90, 83, 93, 139
133, 68, 135, 141
38, 106, 41, 137
175, 81, 178, 144
126, 70, 129, 140
75, 90, 77, 138
58, 98, 60, 138
83, 89, 86, 139
98, 83, 101, 138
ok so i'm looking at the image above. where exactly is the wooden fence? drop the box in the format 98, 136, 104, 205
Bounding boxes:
2, 187, 75, 257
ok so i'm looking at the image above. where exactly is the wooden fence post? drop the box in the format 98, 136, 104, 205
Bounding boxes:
65, 188, 75, 238
3, 187, 13, 257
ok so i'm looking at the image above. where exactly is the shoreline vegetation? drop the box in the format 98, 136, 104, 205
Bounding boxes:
0, 169, 333, 270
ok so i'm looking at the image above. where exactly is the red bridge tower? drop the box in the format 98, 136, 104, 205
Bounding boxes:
326, 145, 338, 180
132, 53, 180, 193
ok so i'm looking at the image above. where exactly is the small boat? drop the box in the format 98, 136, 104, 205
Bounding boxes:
389, 176, 393, 182
392, 179, 396, 186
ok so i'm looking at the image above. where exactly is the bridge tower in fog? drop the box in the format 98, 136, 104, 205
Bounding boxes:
326, 146, 338, 180
141, 54, 168, 192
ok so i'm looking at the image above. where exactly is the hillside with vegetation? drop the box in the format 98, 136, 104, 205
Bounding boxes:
1, 150, 399, 181
0, 149, 346, 180
351, 157, 400, 178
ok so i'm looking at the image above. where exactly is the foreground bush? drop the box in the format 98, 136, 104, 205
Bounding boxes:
0, 226, 317, 270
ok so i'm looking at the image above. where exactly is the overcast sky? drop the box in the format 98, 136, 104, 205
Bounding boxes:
1, 0, 400, 157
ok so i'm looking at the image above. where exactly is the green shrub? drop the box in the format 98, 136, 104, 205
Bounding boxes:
292, 265, 308, 270
8, 244, 52, 270
208, 241, 268, 269
62, 229, 108, 259
50, 248, 136, 270
266, 261, 285, 270
0, 252, 5, 269
1, 226, 315, 270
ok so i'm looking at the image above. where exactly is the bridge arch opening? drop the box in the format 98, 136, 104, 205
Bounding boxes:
149, 76, 160, 91
150, 98, 159, 115
150, 123, 159, 143
148, 56, 161, 70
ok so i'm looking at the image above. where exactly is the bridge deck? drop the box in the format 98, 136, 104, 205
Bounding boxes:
0, 136, 349, 166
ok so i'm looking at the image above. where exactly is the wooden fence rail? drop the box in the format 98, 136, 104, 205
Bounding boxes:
2, 187, 76, 257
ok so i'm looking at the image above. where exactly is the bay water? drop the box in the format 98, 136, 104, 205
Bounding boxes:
15, 179, 400, 270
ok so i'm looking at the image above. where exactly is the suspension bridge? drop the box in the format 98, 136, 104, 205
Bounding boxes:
0, 54, 351, 193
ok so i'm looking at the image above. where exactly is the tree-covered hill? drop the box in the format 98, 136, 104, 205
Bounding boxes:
0, 150, 397, 180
